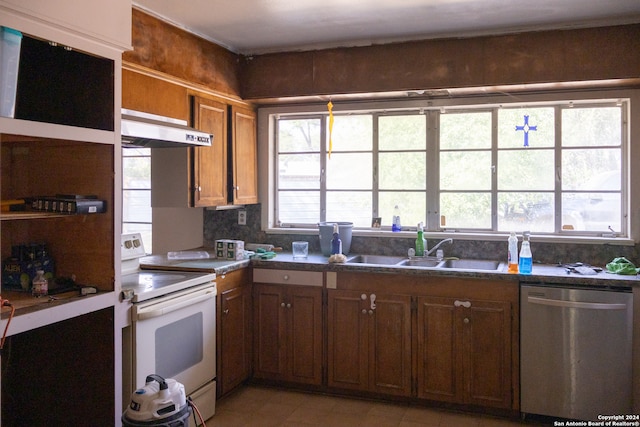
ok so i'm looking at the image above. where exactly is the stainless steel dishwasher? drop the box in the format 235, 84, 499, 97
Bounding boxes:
521, 284, 633, 421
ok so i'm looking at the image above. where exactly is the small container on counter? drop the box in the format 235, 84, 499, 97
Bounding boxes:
31, 270, 48, 297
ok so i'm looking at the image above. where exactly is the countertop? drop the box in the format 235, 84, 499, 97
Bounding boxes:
140, 250, 640, 290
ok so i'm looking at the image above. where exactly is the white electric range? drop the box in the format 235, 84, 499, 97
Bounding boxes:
120, 233, 217, 426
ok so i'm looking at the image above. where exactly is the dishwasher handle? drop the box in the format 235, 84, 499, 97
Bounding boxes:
527, 295, 628, 310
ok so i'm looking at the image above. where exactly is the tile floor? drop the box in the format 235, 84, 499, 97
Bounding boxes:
207, 385, 548, 427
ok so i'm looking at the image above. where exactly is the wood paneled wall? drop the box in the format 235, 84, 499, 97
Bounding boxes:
240, 24, 640, 99
124, 8, 242, 98
125, 10, 639, 101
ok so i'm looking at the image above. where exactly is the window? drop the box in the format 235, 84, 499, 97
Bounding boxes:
268, 95, 628, 238
122, 147, 152, 252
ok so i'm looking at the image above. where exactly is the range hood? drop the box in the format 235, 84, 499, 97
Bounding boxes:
121, 109, 212, 148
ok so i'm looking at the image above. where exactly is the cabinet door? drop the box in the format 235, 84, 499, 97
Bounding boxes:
287, 286, 323, 385
369, 293, 412, 396
219, 285, 252, 396
253, 284, 287, 379
416, 296, 461, 402
327, 290, 369, 391
193, 96, 228, 207
231, 106, 258, 205
123, 70, 189, 120
463, 299, 512, 409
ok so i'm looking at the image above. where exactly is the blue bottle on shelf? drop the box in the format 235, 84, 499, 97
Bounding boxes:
392, 205, 402, 232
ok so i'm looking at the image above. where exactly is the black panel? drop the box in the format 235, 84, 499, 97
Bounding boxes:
15, 35, 114, 131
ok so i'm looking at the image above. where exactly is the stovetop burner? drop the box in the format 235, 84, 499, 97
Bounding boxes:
120, 233, 216, 302
121, 270, 216, 302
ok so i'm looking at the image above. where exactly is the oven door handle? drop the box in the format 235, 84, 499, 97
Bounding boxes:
135, 287, 216, 321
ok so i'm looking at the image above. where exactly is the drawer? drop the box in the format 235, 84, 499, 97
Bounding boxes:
253, 269, 323, 287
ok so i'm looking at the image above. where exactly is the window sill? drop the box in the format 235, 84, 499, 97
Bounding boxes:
265, 227, 635, 246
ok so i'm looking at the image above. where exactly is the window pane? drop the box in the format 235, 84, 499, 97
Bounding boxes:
440, 151, 491, 190
498, 108, 554, 148
326, 153, 372, 189
498, 150, 555, 191
440, 112, 491, 150
563, 192, 621, 232
379, 192, 426, 229
278, 191, 319, 224
278, 153, 320, 189
440, 193, 491, 229
379, 152, 426, 190
562, 107, 621, 147
379, 115, 426, 150
123, 190, 151, 223
278, 118, 321, 152
330, 115, 372, 151
123, 156, 150, 189
498, 192, 554, 232
327, 191, 372, 227
562, 149, 621, 191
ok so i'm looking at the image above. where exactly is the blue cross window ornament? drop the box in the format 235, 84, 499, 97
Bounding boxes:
515, 115, 537, 147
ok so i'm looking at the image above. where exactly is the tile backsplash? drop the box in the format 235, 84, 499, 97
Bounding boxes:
204, 204, 638, 267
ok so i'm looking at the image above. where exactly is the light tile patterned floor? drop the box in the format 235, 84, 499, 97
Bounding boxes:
208, 385, 546, 427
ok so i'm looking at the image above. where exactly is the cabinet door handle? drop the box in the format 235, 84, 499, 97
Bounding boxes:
197, 186, 202, 192
361, 309, 367, 315
463, 317, 470, 324
370, 293, 376, 310
283, 275, 289, 281
368, 310, 374, 315
223, 309, 230, 315
281, 302, 286, 307
361, 294, 367, 300
454, 300, 471, 308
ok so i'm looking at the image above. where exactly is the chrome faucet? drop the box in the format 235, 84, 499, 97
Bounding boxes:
426, 238, 453, 257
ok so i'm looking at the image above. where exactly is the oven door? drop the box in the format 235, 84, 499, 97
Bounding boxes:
131, 283, 216, 395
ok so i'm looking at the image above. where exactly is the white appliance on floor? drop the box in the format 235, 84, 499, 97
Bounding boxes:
120, 233, 217, 426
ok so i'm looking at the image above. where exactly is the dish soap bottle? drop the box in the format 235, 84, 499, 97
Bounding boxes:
392, 205, 402, 232
518, 232, 533, 274
331, 223, 342, 255
507, 231, 519, 274
415, 222, 425, 256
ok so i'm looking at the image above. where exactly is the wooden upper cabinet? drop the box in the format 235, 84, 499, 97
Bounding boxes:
191, 97, 257, 207
231, 105, 258, 205
122, 70, 189, 121
193, 96, 228, 207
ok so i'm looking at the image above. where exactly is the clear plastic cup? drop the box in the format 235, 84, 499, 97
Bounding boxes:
292, 241, 308, 259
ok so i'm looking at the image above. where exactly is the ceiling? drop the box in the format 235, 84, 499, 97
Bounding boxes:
132, 0, 640, 55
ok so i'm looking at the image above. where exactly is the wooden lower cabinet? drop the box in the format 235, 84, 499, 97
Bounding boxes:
327, 289, 412, 396
217, 269, 253, 397
253, 283, 323, 385
416, 295, 513, 409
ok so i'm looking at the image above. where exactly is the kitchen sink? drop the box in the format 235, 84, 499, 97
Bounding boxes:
439, 259, 503, 271
400, 258, 442, 268
345, 254, 504, 271
345, 255, 407, 265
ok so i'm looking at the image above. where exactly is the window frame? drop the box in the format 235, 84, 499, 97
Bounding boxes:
259, 89, 635, 244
